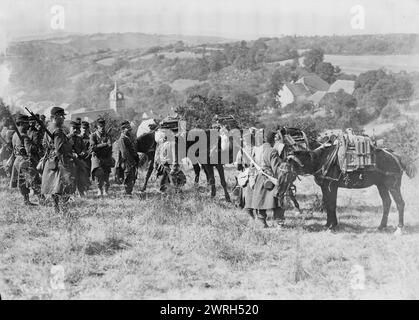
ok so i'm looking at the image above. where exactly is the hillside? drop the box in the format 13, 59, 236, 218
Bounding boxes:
2, 33, 419, 123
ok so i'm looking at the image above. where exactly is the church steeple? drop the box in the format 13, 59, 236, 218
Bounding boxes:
109, 81, 125, 117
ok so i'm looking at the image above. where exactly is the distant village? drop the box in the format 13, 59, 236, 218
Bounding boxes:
275, 73, 355, 111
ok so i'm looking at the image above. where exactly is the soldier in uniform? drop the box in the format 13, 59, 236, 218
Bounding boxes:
115, 121, 139, 195
155, 128, 185, 193
249, 130, 286, 228
1, 118, 16, 177
68, 120, 90, 196
90, 117, 113, 196
9, 114, 42, 205
41, 107, 76, 213
80, 121, 91, 174
27, 115, 44, 164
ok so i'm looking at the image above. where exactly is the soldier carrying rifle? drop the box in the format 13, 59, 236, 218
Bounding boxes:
9, 114, 43, 205
90, 117, 113, 196
38, 107, 76, 213
68, 120, 91, 197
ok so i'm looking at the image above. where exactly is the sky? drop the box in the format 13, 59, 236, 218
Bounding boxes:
0, 0, 419, 44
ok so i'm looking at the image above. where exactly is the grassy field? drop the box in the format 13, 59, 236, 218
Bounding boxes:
1, 166, 418, 300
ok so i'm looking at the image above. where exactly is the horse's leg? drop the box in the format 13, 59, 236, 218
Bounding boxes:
193, 163, 200, 184
216, 164, 230, 202
140, 156, 154, 192
376, 183, 392, 230
288, 186, 302, 214
389, 183, 405, 233
321, 183, 338, 229
203, 165, 216, 197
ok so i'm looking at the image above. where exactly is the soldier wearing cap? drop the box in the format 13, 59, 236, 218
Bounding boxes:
115, 120, 139, 195
247, 129, 286, 228
80, 121, 91, 173
9, 114, 43, 205
41, 107, 76, 212
27, 114, 44, 163
0, 117, 15, 177
155, 124, 185, 193
68, 120, 90, 196
89, 117, 113, 196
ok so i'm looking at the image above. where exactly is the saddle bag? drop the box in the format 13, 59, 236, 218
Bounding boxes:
36, 155, 47, 173
263, 179, 275, 191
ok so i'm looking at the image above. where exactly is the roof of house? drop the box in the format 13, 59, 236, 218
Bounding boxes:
307, 91, 327, 104
328, 80, 355, 95
284, 83, 311, 98
296, 74, 330, 93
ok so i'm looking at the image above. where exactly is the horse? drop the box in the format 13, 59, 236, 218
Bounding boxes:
181, 129, 235, 202
285, 142, 417, 233
135, 130, 157, 191
135, 129, 233, 201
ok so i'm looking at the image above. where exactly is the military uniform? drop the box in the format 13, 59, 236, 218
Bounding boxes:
27, 117, 45, 163
41, 107, 76, 211
115, 121, 139, 195
155, 129, 185, 192
68, 121, 90, 196
0, 125, 15, 176
89, 118, 113, 195
9, 115, 42, 205
80, 121, 92, 174
248, 131, 285, 227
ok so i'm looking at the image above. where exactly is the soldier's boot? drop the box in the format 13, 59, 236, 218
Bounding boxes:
23, 193, 36, 206
256, 217, 269, 228
103, 185, 109, 197
273, 207, 286, 228
256, 209, 269, 228
247, 209, 255, 219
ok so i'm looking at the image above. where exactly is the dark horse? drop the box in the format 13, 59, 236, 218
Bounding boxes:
135, 129, 233, 201
286, 142, 417, 233
135, 131, 157, 192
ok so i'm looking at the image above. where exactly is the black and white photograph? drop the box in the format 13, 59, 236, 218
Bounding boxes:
0, 0, 419, 302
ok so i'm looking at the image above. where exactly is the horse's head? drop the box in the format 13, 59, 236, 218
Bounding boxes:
286, 150, 312, 175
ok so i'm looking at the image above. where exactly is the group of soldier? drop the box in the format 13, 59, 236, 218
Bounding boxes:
1, 104, 296, 228
0, 106, 142, 213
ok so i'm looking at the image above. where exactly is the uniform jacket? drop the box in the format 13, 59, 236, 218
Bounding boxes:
89, 130, 113, 172
115, 132, 139, 170
249, 143, 283, 210
9, 131, 38, 188
41, 127, 76, 195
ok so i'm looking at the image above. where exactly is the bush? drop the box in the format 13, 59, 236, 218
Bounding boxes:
380, 118, 419, 163
380, 103, 401, 120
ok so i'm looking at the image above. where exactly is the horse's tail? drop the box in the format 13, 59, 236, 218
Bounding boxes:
400, 157, 417, 179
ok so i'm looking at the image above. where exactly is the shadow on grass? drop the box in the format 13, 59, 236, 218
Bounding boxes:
85, 237, 132, 256
302, 222, 372, 233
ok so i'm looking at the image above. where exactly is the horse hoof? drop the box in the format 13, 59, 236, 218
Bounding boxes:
377, 225, 387, 232
394, 227, 404, 236
324, 224, 338, 232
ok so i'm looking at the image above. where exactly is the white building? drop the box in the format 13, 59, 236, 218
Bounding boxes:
328, 80, 355, 95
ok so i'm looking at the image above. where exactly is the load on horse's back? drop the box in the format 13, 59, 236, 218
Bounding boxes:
284, 128, 418, 233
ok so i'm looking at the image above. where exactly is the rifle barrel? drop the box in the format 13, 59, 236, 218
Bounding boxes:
24, 107, 53, 139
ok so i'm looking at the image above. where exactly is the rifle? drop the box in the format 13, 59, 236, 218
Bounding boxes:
25, 107, 53, 140
233, 139, 279, 186
0, 102, 24, 145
